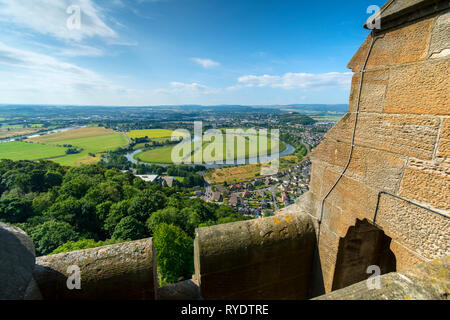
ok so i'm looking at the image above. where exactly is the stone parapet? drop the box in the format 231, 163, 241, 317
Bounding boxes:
194, 212, 316, 300
33, 238, 157, 300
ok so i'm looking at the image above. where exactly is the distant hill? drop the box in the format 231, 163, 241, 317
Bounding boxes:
0, 104, 348, 117
256, 104, 348, 116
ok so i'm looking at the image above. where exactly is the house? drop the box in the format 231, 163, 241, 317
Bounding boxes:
210, 191, 223, 203
216, 185, 228, 195
194, 190, 202, 197
229, 194, 242, 207
242, 191, 251, 199
162, 176, 175, 187
253, 179, 263, 186
136, 174, 160, 183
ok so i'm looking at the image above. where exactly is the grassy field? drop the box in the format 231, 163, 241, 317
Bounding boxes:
127, 129, 187, 139
28, 127, 129, 166
135, 145, 174, 163
0, 141, 67, 161
134, 134, 286, 164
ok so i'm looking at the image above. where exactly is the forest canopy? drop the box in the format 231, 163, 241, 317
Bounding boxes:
0, 159, 249, 283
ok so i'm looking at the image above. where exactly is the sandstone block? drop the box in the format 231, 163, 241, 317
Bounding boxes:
325, 113, 440, 160
436, 118, 450, 164
399, 158, 450, 211
348, 18, 433, 71
375, 193, 449, 260
194, 212, 316, 299
34, 238, 157, 300
349, 70, 389, 113
429, 9, 450, 58
0, 223, 36, 300
385, 59, 450, 115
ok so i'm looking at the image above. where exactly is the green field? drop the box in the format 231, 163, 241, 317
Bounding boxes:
0, 141, 67, 161
135, 134, 286, 164
29, 127, 129, 166
127, 129, 187, 139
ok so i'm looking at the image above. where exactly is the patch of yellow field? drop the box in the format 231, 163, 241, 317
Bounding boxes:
127, 129, 187, 139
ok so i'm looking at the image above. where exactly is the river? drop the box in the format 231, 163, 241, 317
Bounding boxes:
0, 126, 86, 143
126, 140, 296, 169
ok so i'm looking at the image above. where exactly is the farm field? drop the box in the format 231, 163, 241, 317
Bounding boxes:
205, 163, 268, 184
127, 129, 187, 139
205, 155, 295, 184
0, 141, 67, 161
134, 134, 286, 164
0, 124, 43, 139
28, 127, 129, 166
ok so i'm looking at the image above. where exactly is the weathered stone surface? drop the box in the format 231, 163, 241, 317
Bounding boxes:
318, 166, 381, 224
314, 256, 450, 300
331, 219, 396, 291
349, 70, 388, 113
348, 18, 434, 71
379, 0, 425, 18
375, 193, 449, 260
429, 9, 450, 58
399, 158, 450, 211
33, 238, 157, 300
389, 240, 427, 272
0, 223, 36, 300
316, 227, 340, 293
157, 279, 202, 300
194, 212, 316, 300
436, 118, 450, 163
325, 113, 440, 159
23, 277, 43, 300
311, 140, 406, 193
385, 59, 450, 115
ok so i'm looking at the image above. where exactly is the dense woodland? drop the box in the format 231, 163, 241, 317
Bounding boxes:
0, 159, 249, 284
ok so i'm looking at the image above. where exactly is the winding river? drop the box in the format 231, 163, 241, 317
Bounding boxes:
126, 139, 296, 169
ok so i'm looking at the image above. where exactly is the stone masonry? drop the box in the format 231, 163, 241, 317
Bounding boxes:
293, 0, 450, 293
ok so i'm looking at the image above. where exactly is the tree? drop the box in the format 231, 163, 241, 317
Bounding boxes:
31, 220, 79, 256
44, 197, 82, 226
104, 200, 131, 236
44, 172, 63, 189
127, 190, 167, 222
153, 223, 194, 284
0, 197, 33, 224
146, 207, 186, 234
112, 216, 145, 241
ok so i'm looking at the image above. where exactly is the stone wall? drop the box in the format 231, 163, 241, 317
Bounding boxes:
194, 212, 316, 299
34, 238, 157, 300
314, 256, 450, 300
294, 1, 450, 294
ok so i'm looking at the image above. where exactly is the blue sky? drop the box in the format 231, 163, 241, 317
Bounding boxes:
0, 0, 385, 106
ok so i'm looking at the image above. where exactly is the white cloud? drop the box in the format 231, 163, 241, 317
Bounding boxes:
238, 72, 353, 90
0, 42, 132, 105
191, 58, 220, 68
0, 0, 116, 41
156, 82, 217, 95
57, 44, 104, 57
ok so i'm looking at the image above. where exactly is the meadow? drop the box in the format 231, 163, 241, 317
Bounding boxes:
28, 127, 129, 166
0, 141, 67, 161
134, 133, 286, 164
